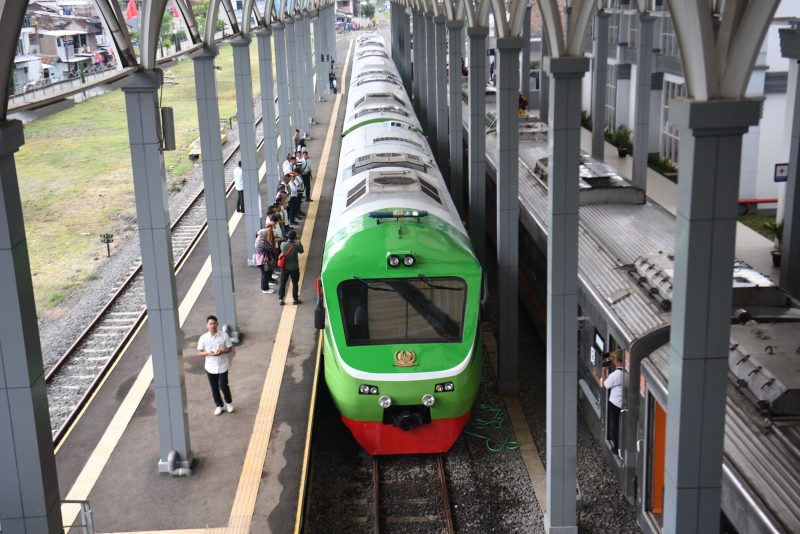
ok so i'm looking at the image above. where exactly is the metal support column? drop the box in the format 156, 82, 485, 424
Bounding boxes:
663, 98, 761, 534
274, 24, 293, 156
315, 14, 330, 100
520, 3, 532, 101
632, 13, 655, 190
402, 8, 412, 97
544, 56, 589, 534
296, 17, 310, 131
0, 120, 63, 533
256, 28, 282, 198
425, 14, 437, 143
591, 11, 609, 160
467, 27, 488, 264
303, 17, 315, 127
391, 2, 398, 60
780, 28, 800, 297
122, 71, 193, 473
540, 35, 550, 123
412, 10, 423, 114
192, 48, 240, 342
495, 37, 524, 394
448, 20, 465, 214
434, 16, 449, 172
285, 19, 302, 136
328, 5, 336, 65
231, 37, 263, 264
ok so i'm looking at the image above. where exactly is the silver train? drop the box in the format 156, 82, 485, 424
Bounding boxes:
470, 104, 800, 532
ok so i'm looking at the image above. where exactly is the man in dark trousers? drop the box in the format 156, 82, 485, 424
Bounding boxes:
278, 230, 304, 306
234, 161, 244, 213
197, 315, 235, 415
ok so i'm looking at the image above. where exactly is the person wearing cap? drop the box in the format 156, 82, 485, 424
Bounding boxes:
277, 229, 304, 306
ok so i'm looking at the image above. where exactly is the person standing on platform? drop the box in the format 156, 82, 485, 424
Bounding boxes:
278, 229, 304, 306
300, 150, 313, 202
197, 315, 235, 415
234, 161, 244, 213
329, 69, 337, 94
255, 228, 275, 294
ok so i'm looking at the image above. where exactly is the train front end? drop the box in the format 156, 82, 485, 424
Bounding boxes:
320, 212, 482, 455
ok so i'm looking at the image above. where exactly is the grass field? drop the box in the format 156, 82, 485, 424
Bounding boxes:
17, 41, 261, 314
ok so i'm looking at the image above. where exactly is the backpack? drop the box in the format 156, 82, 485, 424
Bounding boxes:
277, 242, 297, 269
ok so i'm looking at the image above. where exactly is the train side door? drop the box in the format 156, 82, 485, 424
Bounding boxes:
642, 393, 667, 529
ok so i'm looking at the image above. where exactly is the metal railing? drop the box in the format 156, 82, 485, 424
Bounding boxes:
8, 67, 121, 109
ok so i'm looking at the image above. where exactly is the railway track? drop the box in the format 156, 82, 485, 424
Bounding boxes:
371, 454, 455, 534
47, 116, 268, 446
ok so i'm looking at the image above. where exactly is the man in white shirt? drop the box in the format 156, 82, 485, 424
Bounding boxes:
197, 315, 235, 415
282, 154, 297, 178
602, 350, 625, 456
234, 161, 244, 213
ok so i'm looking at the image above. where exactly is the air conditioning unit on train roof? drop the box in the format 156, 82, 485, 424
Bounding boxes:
344, 170, 443, 208
631, 252, 674, 311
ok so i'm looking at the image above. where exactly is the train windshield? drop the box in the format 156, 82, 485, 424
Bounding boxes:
338, 276, 466, 345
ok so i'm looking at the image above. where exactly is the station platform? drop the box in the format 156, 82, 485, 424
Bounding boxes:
52, 36, 355, 534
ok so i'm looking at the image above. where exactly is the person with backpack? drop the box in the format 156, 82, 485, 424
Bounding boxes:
277, 230, 304, 305
255, 228, 276, 294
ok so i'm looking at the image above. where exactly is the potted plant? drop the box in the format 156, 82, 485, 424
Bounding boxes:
764, 220, 783, 267
605, 125, 633, 157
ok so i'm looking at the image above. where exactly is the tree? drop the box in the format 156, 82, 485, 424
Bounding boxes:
362, 2, 375, 18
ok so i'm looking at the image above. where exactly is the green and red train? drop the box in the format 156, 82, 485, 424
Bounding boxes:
315, 34, 483, 455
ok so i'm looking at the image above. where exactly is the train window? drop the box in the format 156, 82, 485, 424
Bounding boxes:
338, 277, 467, 345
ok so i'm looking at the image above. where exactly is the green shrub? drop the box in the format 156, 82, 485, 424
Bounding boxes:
581, 110, 592, 131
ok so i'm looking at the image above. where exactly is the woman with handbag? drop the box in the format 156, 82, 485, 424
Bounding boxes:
277, 230, 304, 305
255, 228, 276, 294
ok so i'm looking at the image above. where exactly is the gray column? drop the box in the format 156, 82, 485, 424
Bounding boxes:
314, 17, 328, 100
391, 2, 398, 61
231, 37, 263, 264
412, 11, 423, 114
302, 17, 316, 127
285, 19, 302, 136
296, 17, 309, 132
425, 14, 437, 147
540, 35, 550, 123
328, 5, 336, 65
632, 13, 655, 190
402, 8, 412, 97
544, 56, 590, 534
448, 20, 465, 214
435, 16, 449, 171
468, 27, 488, 264
591, 11, 610, 160
495, 37, 524, 395
256, 29, 282, 202
192, 48, 240, 343
0, 120, 62, 534
663, 98, 761, 534
274, 24, 293, 157
122, 71, 192, 473
780, 29, 800, 297
520, 3, 532, 101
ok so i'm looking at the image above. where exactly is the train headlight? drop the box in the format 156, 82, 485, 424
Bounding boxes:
422, 394, 436, 407
403, 254, 416, 267
434, 382, 455, 392
359, 384, 379, 395
387, 255, 401, 267
378, 395, 392, 408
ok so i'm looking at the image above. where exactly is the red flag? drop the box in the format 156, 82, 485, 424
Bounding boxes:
172, 3, 180, 18
124, 0, 138, 21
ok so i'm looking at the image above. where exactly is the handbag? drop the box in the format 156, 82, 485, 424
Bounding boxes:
277, 243, 297, 269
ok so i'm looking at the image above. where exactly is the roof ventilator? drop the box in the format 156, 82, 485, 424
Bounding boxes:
630, 254, 674, 311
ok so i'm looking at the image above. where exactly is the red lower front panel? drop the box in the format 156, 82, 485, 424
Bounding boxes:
342, 411, 472, 455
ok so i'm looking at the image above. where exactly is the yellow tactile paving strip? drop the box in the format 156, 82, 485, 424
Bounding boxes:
226, 38, 354, 534
59, 39, 354, 534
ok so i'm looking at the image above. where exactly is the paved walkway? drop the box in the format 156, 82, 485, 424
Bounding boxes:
578, 127, 781, 281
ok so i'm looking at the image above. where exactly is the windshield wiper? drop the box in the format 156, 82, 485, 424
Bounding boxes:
352, 276, 397, 292
418, 273, 464, 291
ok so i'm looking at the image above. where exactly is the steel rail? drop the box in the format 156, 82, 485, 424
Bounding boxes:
50, 117, 267, 446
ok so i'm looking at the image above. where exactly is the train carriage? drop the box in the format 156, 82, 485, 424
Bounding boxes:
470, 99, 800, 532
316, 34, 482, 455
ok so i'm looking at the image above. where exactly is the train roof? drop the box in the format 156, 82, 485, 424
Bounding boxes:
474, 107, 780, 346
642, 320, 800, 533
